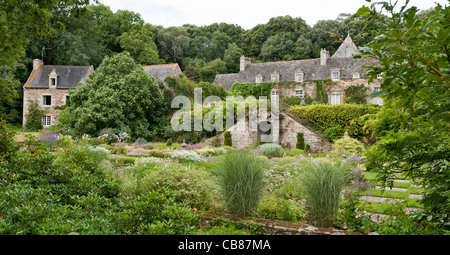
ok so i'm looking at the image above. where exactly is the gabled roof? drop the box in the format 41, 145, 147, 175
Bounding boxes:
213, 73, 238, 90
331, 35, 361, 58
142, 63, 181, 80
24, 65, 94, 89
229, 57, 373, 85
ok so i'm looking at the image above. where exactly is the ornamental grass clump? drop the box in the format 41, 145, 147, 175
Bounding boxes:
261, 143, 282, 158
301, 160, 345, 228
215, 153, 266, 217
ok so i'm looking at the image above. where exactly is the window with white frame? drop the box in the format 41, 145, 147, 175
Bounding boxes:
332, 71, 340, 81
255, 75, 262, 83
353, 72, 360, 79
330, 94, 341, 105
295, 90, 303, 98
49, 69, 58, 87
295, 73, 303, 82
271, 90, 279, 105
271, 74, 279, 82
42, 116, 51, 126
42, 95, 52, 106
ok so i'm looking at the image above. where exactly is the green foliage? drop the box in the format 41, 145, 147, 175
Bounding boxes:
259, 195, 304, 222
281, 96, 302, 106
323, 125, 345, 142
358, 1, 449, 231
344, 84, 369, 104
139, 164, 217, 210
301, 160, 346, 228
119, 23, 164, 65
215, 153, 266, 217
288, 104, 380, 133
260, 143, 282, 158
24, 101, 44, 131
332, 136, 365, 155
148, 150, 168, 158
59, 52, 167, 139
296, 132, 305, 150
223, 131, 232, 147
230, 82, 272, 98
166, 138, 173, 146
0, 119, 18, 161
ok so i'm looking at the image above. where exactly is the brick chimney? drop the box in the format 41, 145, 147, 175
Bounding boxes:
33, 59, 44, 71
240, 55, 251, 72
320, 49, 329, 66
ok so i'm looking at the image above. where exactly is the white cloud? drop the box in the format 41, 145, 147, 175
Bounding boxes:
99, 0, 448, 29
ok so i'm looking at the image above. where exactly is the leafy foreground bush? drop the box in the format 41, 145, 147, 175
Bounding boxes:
215, 153, 266, 217
0, 138, 198, 235
260, 143, 281, 158
122, 162, 217, 210
301, 160, 346, 228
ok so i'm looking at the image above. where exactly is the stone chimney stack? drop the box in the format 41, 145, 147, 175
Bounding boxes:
320, 49, 329, 66
33, 59, 44, 71
240, 55, 251, 72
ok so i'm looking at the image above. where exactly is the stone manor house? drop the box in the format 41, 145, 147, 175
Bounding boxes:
213, 35, 383, 106
22, 60, 181, 128
212, 35, 383, 149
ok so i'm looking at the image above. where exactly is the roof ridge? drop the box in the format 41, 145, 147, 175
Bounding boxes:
250, 58, 319, 65
142, 63, 178, 67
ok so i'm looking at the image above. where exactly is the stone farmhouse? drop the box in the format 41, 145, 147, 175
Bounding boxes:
213, 35, 383, 106
22, 59, 182, 128
212, 35, 383, 149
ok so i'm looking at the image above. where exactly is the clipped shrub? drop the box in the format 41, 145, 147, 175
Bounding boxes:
288, 104, 380, 131
170, 150, 203, 163
148, 150, 168, 158
261, 143, 282, 158
304, 144, 311, 153
302, 160, 345, 228
223, 131, 232, 147
332, 136, 365, 154
296, 132, 305, 149
166, 138, 173, 146
215, 153, 266, 217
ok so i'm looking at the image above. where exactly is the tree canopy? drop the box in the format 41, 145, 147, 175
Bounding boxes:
58, 52, 167, 139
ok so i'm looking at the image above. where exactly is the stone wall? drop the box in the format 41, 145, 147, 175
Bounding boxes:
23, 87, 71, 127
215, 111, 329, 150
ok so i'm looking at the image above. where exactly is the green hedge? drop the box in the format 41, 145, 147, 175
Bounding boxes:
288, 104, 380, 138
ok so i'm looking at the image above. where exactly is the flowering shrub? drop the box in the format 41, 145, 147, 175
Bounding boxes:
185, 142, 202, 150
118, 132, 131, 143
170, 150, 203, 163
40, 133, 60, 149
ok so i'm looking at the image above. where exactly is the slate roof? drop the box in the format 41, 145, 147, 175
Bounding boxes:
213, 35, 377, 90
142, 63, 181, 80
213, 73, 238, 90
24, 65, 94, 89
331, 35, 361, 58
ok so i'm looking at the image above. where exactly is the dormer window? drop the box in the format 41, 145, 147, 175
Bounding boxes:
295, 72, 304, 82
331, 69, 340, 81
49, 69, 58, 87
271, 72, 280, 83
255, 75, 262, 84
353, 72, 360, 79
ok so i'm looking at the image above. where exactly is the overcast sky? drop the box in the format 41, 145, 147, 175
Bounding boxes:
99, 0, 448, 29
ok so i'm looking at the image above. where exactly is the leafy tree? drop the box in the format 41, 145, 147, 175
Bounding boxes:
260, 33, 295, 61
156, 26, 190, 63
119, 24, 165, 65
344, 84, 369, 104
59, 52, 167, 139
223, 43, 243, 73
358, 1, 449, 231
